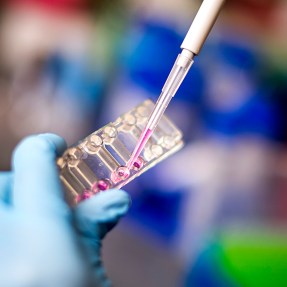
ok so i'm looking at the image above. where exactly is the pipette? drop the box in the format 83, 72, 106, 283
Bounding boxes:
127, 0, 225, 169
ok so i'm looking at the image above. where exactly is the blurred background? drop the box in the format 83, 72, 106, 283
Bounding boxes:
0, 0, 287, 286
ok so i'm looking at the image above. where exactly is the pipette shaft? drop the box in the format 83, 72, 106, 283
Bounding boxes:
126, 49, 194, 169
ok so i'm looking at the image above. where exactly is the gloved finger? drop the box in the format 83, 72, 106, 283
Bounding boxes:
0, 172, 13, 205
73, 189, 130, 285
12, 133, 69, 215
74, 189, 130, 239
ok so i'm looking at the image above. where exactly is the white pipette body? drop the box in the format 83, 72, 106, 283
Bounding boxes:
181, 0, 225, 55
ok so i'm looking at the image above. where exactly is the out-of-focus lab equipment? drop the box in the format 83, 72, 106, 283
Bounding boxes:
127, 0, 225, 168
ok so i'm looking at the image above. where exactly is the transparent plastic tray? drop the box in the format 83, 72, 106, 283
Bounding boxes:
57, 99, 183, 206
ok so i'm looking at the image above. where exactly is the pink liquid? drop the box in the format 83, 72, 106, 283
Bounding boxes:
127, 128, 153, 169
82, 190, 92, 200
97, 180, 110, 191
117, 166, 130, 179
133, 157, 144, 169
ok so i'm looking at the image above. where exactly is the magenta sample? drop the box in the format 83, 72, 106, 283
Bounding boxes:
133, 156, 144, 169
82, 190, 92, 200
97, 180, 110, 191
117, 166, 130, 179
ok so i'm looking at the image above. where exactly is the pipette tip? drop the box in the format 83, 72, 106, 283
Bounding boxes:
127, 127, 153, 169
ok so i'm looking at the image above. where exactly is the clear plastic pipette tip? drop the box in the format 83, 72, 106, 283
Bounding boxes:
127, 49, 194, 169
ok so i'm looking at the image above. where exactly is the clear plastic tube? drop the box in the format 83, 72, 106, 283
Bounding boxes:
127, 50, 194, 169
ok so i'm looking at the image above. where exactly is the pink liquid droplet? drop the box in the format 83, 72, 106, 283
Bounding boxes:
133, 157, 144, 170
117, 166, 130, 179
97, 180, 110, 191
82, 190, 92, 200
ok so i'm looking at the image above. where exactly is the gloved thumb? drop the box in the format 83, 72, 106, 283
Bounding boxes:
73, 189, 130, 286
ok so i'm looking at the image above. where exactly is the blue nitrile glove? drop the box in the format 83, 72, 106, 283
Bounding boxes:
0, 134, 130, 287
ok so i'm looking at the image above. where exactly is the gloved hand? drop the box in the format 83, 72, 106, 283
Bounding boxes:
0, 133, 130, 287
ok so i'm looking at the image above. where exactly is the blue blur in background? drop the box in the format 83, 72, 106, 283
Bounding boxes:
0, 0, 287, 286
